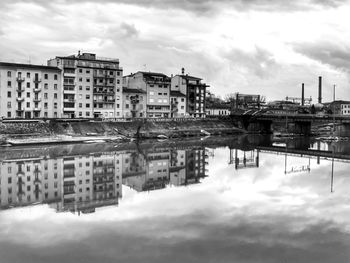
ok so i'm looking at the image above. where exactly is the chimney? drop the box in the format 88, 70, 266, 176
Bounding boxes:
301, 83, 305, 106
181, 67, 185, 75
318, 76, 322, 104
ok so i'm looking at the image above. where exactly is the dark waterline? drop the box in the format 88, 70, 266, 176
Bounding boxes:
0, 135, 350, 263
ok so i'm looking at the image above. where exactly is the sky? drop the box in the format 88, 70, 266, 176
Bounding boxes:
0, 0, 350, 101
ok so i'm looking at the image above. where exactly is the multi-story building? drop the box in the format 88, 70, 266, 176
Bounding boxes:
125, 71, 171, 118
122, 87, 147, 118
170, 90, 186, 118
0, 62, 62, 119
171, 69, 208, 118
48, 52, 123, 119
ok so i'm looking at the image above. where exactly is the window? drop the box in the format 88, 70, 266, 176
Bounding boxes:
54, 74, 58, 80
27, 72, 30, 78
44, 112, 48, 117
26, 92, 30, 98
125, 104, 129, 109
86, 78, 90, 82
86, 103, 90, 108
7, 71, 11, 77
181, 98, 184, 102
79, 86, 82, 91
54, 84, 57, 90
7, 91, 11, 98
7, 102, 11, 108
7, 112, 11, 118
79, 112, 82, 117
79, 69, 83, 73
117, 71, 120, 76
44, 103, 48, 109
79, 103, 82, 108
86, 112, 90, 117
150, 98, 154, 103
26, 102, 30, 107
44, 83, 48, 89
116, 104, 119, 108
44, 74, 48, 79
86, 86, 90, 91
7, 81, 11, 87
86, 95, 90, 99
149, 91, 154, 95
27, 82, 30, 88
54, 103, 57, 109
79, 77, 82, 82
44, 93, 48, 99
54, 93, 57, 99
117, 79, 120, 84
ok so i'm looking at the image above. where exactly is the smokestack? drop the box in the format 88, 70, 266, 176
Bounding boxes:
301, 83, 305, 106
318, 76, 322, 104
181, 67, 185, 75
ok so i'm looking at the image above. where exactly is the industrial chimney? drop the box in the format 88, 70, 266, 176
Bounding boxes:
318, 76, 322, 104
301, 83, 305, 106
181, 67, 185, 75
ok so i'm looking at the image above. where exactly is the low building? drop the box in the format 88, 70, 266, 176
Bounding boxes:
125, 71, 171, 118
170, 90, 186, 118
171, 69, 208, 118
341, 103, 350, 115
122, 87, 147, 118
323, 100, 350, 115
0, 62, 62, 119
206, 104, 231, 116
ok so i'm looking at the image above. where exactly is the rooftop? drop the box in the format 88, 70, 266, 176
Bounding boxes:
176, 74, 202, 81
56, 53, 119, 63
0, 61, 61, 71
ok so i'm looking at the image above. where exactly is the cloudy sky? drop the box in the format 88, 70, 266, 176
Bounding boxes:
0, 0, 350, 101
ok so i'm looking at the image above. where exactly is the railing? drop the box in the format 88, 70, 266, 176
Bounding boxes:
16, 77, 25, 82
33, 78, 41, 83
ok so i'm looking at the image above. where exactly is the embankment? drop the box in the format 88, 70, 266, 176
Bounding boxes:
0, 118, 245, 144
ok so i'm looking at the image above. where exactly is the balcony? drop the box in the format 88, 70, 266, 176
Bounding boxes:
16, 77, 25, 82
33, 78, 41, 83
33, 107, 41, 111
16, 108, 24, 112
33, 88, 41, 93
33, 98, 41, 102
16, 86, 25, 92
16, 97, 24, 102
64, 98, 76, 103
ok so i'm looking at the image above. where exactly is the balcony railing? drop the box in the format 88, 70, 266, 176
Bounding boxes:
17, 86, 25, 92
33, 98, 41, 102
16, 77, 25, 82
33, 88, 41, 93
64, 99, 76, 102
33, 78, 41, 83
16, 97, 24, 102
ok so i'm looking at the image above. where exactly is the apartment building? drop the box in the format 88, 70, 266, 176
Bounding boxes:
125, 71, 171, 118
0, 62, 62, 119
48, 52, 123, 119
122, 87, 147, 118
341, 103, 350, 115
170, 90, 186, 118
171, 69, 208, 118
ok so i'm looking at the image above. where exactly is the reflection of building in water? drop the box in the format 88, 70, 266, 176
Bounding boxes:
0, 154, 122, 214
0, 158, 62, 209
123, 148, 207, 192
229, 148, 260, 169
58, 154, 122, 214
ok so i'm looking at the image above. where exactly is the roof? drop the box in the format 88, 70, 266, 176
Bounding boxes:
123, 87, 146, 94
55, 53, 119, 64
207, 104, 230, 109
136, 71, 169, 78
170, 90, 186, 97
175, 74, 202, 81
0, 62, 61, 71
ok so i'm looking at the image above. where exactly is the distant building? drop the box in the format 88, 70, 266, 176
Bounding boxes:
0, 62, 62, 119
122, 87, 147, 118
124, 71, 171, 118
170, 90, 186, 118
171, 71, 208, 118
48, 52, 123, 119
206, 104, 230, 116
341, 103, 350, 115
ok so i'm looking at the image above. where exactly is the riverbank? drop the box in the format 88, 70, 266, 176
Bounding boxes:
0, 119, 245, 146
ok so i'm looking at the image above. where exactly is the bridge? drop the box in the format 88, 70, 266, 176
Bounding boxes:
231, 113, 350, 136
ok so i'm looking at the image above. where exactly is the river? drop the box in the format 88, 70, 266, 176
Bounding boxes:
0, 135, 350, 263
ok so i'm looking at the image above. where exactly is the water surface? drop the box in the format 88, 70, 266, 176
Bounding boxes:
0, 136, 350, 263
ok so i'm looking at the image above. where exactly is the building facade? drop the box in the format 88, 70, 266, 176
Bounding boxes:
341, 103, 350, 115
170, 90, 186, 118
0, 62, 62, 119
48, 52, 123, 119
122, 87, 147, 118
171, 70, 208, 118
125, 72, 171, 118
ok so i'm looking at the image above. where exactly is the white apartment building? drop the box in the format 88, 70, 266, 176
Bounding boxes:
341, 103, 350, 115
0, 62, 62, 119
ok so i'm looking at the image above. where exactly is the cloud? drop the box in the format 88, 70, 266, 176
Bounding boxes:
119, 22, 139, 38
224, 46, 278, 79
293, 41, 350, 73
0, 0, 348, 15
